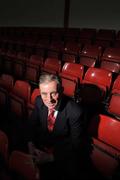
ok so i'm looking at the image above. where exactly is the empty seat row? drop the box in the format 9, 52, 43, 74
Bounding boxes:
1, 42, 120, 77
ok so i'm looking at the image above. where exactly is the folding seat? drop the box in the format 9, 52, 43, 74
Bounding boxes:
81, 67, 112, 104
0, 74, 14, 108
27, 88, 40, 118
23, 44, 35, 56
47, 49, 60, 59
62, 53, 77, 63
64, 29, 80, 42
106, 93, 120, 120
34, 48, 45, 59
0, 130, 9, 164
79, 45, 102, 68
36, 37, 50, 49
0, 130, 10, 180
94, 39, 111, 49
111, 75, 120, 94
41, 57, 62, 75
9, 80, 31, 118
113, 40, 120, 48
95, 29, 116, 41
5, 49, 17, 60
50, 40, 64, 50
29, 54, 44, 66
0, 41, 8, 56
60, 62, 84, 84
79, 28, 96, 40
78, 28, 96, 46
25, 64, 40, 86
46, 40, 64, 60
100, 48, 120, 74
13, 52, 29, 79
9, 150, 40, 180
0, 74, 14, 91
100, 60, 120, 74
64, 41, 82, 55
51, 30, 64, 42
25, 54, 44, 86
61, 76, 77, 99
88, 114, 120, 179
3, 57, 14, 75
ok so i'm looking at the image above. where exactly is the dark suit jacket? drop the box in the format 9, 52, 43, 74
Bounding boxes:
28, 94, 84, 162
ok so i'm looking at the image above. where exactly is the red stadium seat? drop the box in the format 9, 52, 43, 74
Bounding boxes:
111, 75, 120, 94
61, 76, 77, 98
82, 67, 112, 102
100, 48, 120, 74
62, 53, 77, 63
107, 93, 120, 120
79, 45, 102, 68
64, 41, 82, 55
0, 130, 9, 164
9, 80, 31, 117
0, 74, 14, 108
41, 57, 62, 74
27, 88, 40, 118
88, 114, 120, 178
100, 60, 120, 74
60, 62, 84, 83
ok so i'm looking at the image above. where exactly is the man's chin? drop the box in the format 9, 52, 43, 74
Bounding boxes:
47, 104, 56, 109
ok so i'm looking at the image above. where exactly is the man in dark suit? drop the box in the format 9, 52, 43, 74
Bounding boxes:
28, 72, 86, 180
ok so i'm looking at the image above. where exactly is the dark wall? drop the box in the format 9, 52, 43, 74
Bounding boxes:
69, 0, 120, 30
0, 0, 120, 30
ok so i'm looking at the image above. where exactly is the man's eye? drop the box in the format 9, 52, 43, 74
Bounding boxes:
42, 93, 47, 96
51, 92, 57, 96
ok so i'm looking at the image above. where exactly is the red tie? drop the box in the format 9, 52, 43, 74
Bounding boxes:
47, 109, 55, 132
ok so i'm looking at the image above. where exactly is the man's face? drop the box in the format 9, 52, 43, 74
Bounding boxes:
39, 80, 59, 110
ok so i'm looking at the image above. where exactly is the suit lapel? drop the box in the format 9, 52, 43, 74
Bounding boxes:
40, 105, 48, 130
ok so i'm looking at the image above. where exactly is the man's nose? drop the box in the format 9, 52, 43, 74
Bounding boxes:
47, 94, 53, 101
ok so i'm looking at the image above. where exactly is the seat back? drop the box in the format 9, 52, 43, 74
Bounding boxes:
62, 53, 77, 63
89, 114, 120, 150
101, 48, 120, 74
61, 76, 77, 98
25, 64, 39, 84
64, 41, 82, 55
30, 55, 44, 67
79, 56, 96, 68
83, 67, 112, 91
0, 74, 14, 91
9, 80, 31, 117
107, 93, 120, 119
89, 114, 120, 178
112, 75, 120, 94
30, 88, 40, 105
42, 57, 61, 74
0, 74, 14, 107
0, 130, 8, 164
12, 80, 31, 102
102, 48, 120, 63
61, 62, 84, 83
100, 60, 120, 74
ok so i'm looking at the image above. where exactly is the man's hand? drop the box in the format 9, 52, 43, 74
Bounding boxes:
28, 141, 54, 164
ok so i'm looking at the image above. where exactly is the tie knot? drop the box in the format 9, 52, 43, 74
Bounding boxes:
49, 109, 55, 115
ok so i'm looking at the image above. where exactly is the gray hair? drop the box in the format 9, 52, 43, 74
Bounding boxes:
39, 73, 62, 90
